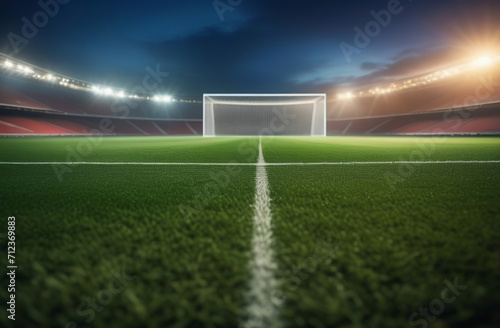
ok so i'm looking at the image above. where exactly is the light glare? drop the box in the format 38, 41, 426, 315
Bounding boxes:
153, 95, 172, 102
474, 56, 493, 67
1, 57, 185, 103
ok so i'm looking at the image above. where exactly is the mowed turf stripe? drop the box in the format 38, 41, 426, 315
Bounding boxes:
1, 160, 500, 165
243, 138, 282, 328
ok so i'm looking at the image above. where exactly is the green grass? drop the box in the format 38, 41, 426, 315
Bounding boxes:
1, 164, 256, 328
262, 136, 500, 162
0, 136, 499, 328
268, 164, 500, 328
0, 136, 258, 163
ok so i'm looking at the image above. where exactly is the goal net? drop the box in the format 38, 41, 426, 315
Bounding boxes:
203, 94, 326, 137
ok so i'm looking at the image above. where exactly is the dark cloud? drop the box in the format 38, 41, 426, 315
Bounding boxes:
1, 0, 500, 99
360, 61, 385, 71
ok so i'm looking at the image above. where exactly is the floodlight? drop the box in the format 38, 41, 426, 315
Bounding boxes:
337, 92, 353, 100
22, 66, 33, 74
153, 95, 172, 102
473, 56, 493, 67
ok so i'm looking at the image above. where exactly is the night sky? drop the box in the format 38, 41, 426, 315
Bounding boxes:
1, 0, 499, 98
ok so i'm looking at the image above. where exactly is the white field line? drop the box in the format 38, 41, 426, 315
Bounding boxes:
243, 138, 282, 328
1, 161, 499, 166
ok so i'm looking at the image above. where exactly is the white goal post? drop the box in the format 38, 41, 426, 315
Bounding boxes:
203, 94, 326, 137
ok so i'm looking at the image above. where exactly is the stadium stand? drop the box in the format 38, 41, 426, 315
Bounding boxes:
1, 101, 499, 136
187, 121, 203, 135
444, 116, 500, 133
0, 106, 203, 136
155, 121, 194, 135
327, 104, 500, 135
1, 55, 499, 136
0, 116, 71, 134
0, 84, 52, 110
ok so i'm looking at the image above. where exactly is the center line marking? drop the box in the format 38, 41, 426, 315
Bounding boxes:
0, 160, 499, 166
243, 138, 282, 328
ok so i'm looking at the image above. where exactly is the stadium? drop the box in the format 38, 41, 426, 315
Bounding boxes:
1, 1, 499, 328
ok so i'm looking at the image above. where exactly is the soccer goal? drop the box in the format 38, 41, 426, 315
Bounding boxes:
203, 94, 326, 137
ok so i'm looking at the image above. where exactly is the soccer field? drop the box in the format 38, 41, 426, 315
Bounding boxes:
1, 136, 499, 328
